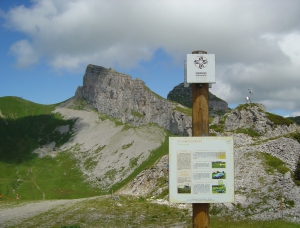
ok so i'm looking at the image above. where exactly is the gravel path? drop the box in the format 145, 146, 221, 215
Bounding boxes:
0, 198, 85, 227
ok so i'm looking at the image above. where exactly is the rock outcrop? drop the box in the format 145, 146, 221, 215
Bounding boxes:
118, 155, 169, 197
225, 103, 271, 133
119, 103, 300, 223
224, 103, 299, 138
75, 64, 191, 136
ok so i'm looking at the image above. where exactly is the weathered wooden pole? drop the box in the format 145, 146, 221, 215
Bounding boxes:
192, 50, 210, 228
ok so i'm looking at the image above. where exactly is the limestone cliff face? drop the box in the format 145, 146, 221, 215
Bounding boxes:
76, 64, 192, 136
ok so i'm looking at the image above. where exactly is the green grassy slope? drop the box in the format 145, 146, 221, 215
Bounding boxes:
0, 151, 103, 200
4, 196, 300, 227
0, 96, 98, 200
0, 96, 170, 200
0, 96, 56, 118
0, 96, 75, 163
288, 116, 300, 125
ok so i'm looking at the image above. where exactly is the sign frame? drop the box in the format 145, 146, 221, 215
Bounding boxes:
186, 54, 216, 83
169, 136, 234, 204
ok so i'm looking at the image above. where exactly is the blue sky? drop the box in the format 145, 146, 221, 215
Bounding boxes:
1, 0, 300, 117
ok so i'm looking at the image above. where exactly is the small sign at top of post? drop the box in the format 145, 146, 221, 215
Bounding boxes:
186, 54, 216, 83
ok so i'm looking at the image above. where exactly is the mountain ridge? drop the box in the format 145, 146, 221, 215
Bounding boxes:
76, 64, 192, 136
1, 64, 300, 224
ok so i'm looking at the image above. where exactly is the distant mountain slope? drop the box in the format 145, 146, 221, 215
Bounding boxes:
167, 82, 228, 116
0, 96, 56, 118
0, 96, 74, 163
288, 116, 300, 125
52, 97, 169, 191
0, 96, 106, 200
0, 95, 170, 200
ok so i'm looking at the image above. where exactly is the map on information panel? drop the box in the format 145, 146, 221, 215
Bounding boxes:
169, 137, 234, 203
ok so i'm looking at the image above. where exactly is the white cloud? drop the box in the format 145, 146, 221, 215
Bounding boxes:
2, 0, 300, 114
5, 0, 300, 69
290, 111, 300, 117
278, 32, 300, 65
9, 40, 39, 68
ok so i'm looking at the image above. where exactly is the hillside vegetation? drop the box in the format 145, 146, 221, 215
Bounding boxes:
0, 97, 75, 163
0, 97, 102, 199
2, 196, 300, 227
1, 91, 300, 226
0, 96, 169, 201
288, 116, 300, 125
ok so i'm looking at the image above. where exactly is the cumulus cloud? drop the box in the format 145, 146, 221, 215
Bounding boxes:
9, 40, 39, 68
2, 0, 300, 113
290, 111, 300, 117
278, 32, 300, 65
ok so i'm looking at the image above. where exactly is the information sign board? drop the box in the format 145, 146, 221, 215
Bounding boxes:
186, 54, 215, 83
169, 137, 234, 203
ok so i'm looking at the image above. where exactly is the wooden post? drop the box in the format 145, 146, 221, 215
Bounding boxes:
280, 197, 283, 219
192, 50, 210, 228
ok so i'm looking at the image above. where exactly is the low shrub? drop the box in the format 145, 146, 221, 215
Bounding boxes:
210, 124, 224, 132
266, 112, 294, 126
261, 152, 290, 175
235, 128, 261, 137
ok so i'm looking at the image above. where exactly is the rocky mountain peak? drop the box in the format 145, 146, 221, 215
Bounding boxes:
225, 103, 270, 133
167, 82, 228, 115
224, 103, 298, 138
75, 64, 192, 136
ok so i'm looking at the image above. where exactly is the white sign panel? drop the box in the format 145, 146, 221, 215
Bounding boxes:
169, 137, 234, 203
186, 54, 216, 83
